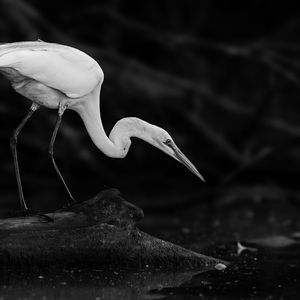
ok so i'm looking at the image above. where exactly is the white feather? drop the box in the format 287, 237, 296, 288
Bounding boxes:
0, 41, 103, 98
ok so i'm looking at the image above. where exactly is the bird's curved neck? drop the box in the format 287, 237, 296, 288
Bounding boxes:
72, 88, 122, 157
72, 88, 152, 158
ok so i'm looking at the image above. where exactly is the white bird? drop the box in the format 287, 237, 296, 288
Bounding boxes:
0, 40, 204, 214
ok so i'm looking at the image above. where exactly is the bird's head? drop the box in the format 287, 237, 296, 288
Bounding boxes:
150, 127, 205, 181
109, 118, 205, 181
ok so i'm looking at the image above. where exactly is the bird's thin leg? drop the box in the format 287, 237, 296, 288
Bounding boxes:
10, 102, 40, 212
48, 104, 76, 205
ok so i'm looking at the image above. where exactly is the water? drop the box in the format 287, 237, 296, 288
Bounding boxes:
150, 245, 300, 299
0, 267, 208, 300
0, 242, 299, 299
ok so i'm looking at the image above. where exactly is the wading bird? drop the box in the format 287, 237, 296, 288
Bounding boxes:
0, 41, 204, 214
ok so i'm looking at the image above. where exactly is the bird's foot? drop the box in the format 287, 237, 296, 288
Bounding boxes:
65, 197, 78, 208
24, 210, 54, 223
61, 201, 78, 210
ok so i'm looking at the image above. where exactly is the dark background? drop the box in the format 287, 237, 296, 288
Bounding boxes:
1, 0, 300, 214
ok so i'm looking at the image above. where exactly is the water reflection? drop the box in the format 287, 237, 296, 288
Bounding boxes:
150, 244, 300, 299
0, 267, 207, 300
1, 242, 299, 299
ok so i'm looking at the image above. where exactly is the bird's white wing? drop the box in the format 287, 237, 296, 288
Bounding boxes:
0, 42, 103, 98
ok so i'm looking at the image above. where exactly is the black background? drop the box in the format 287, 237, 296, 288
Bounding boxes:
1, 0, 300, 213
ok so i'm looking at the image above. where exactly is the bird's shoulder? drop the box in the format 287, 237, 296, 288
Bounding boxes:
0, 41, 103, 98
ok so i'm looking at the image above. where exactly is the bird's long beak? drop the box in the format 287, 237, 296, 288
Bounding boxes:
169, 143, 205, 182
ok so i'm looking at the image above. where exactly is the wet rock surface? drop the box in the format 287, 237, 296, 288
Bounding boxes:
0, 188, 222, 270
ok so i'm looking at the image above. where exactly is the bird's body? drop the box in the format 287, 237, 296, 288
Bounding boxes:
0, 41, 204, 213
0, 41, 102, 100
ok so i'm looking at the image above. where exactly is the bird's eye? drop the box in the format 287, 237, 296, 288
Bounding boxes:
164, 139, 172, 145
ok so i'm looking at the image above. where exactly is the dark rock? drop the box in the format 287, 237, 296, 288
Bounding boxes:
0, 188, 226, 270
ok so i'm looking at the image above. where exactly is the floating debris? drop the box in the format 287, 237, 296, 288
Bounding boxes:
215, 263, 227, 271
250, 236, 299, 248
237, 242, 257, 255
